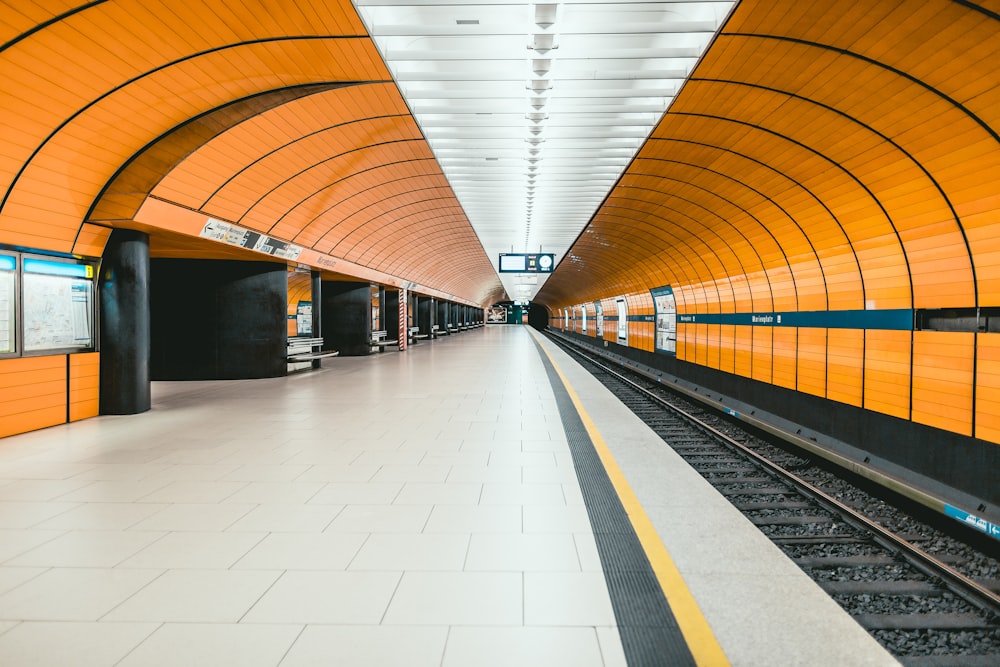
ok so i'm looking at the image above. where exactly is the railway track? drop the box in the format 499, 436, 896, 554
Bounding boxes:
548, 333, 1000, 666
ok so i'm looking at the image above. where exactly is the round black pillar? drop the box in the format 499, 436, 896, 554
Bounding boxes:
99, 229, 151, 414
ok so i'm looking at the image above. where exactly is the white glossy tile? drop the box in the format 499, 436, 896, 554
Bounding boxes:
281, 625, 447, 667
285, 450, 362, 467
326, 504, 431, 533
0, 568, 161, 621
446, 464, 521, 483
0, 567, 45, 595
597, 626, 629, 667
222, 481, 325, 504
522, 466, 580, 484
7, 530, 165, 567
352, 450, 427, 466
465, 533, 580, 572
393, 482, 482, 505
398, 437, 463, 452
221, 463, 311, 482
574, 533, 604, 572
36, 502, 166, 531
56, 480, 171, 503
0, 479, 92, 501
0, 621, 157, 667
138, 480, 248, 503
523, 572, 616, 626
0, 463, 96, 480
0, 502, 78, 529
136, 463, 240, 484
383, 572, 522, 625
423, 505, 522, 533
243, 571, 401, 624
118, 623, 300, 667
421, 452, 491, 469
129, 503, 254, 532
295, 464, 379, 483
442, 626, 605, 667
349, 533, 469, 571
234, 532, 367, 570
522, 505, 592, 533
0, 529, 63, 562
68, 463, 168, 481
308, 481, 403, 505
522, 439, 567, 452
150, 449, 235, 465
103, 569, 281, 622
228, 503, 342, 533
562, 483, 587, 506
488, 452, 557, 468
371, 464, 451, 483
118, 531, 264, 569
479, 483, 566, 506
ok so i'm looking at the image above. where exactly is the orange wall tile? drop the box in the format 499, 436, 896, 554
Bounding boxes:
0, 356, 67, 438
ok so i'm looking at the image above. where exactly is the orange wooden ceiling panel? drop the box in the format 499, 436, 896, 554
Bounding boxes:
201, 120, 424, 223
545, 0, 999, 318
0, 0, 381, 245
2, 44, 389, 252
273, 143, 438, 245
154, 85, 416, 211
336, 205, 469, 260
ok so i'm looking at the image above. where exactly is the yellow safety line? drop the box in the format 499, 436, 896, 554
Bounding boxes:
536, 338, 731, 667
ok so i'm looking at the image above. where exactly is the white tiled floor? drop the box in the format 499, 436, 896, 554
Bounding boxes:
0, 326, 625, 666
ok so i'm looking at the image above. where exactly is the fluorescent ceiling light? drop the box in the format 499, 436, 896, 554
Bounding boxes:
352, 0, 736, 303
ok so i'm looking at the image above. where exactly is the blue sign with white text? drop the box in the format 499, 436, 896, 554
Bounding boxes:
944, 504, 1000, 540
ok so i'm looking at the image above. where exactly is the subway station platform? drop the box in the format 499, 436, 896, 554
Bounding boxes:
0, 326, 897, 666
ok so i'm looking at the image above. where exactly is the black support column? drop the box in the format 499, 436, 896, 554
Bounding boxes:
417, 296, 434, 336
150, 259, 288, 379
310, 270, 322, 369
99, 229, 151, 415
320, 281, 372, 355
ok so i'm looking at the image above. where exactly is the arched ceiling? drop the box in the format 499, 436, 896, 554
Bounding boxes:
536, 0, 1000, 314
5, 0, 999, 314
0, 0, 505, 306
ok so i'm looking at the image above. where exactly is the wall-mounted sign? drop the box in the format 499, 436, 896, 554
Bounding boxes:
201, 219, 303, 260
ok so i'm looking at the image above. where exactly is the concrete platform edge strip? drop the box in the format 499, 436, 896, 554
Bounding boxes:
530, 330, 730, 667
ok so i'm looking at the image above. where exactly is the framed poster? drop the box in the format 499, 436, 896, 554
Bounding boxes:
22, 257, 95, 352
651, 285, 677, 354
616, 297, 628, 345
595, 300, 603, 337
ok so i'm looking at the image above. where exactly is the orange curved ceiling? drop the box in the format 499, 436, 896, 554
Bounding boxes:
0, 0, 504, 306
536, 0, 1000, 315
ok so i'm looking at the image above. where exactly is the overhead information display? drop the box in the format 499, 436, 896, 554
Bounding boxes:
498, 253, 555, 273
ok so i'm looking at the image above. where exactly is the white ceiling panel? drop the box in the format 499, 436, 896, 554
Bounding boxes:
353, 0, 735, 302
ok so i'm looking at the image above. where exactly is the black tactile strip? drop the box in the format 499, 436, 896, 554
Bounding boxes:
535, 344, 698, 667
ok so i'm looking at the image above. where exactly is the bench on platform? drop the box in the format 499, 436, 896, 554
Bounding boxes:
287, 337, 339, 364
370, 330, 399, 352
409, 326, 430, 343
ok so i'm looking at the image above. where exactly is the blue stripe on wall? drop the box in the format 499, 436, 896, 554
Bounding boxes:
674, 309, 913, 330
